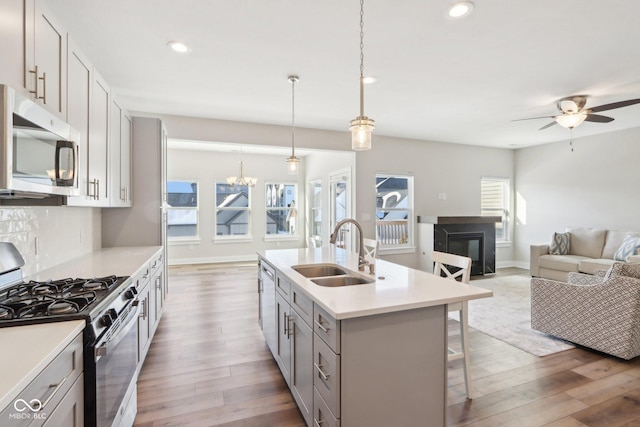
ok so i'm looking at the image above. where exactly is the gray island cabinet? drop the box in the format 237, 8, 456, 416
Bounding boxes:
258, 248, 492, 427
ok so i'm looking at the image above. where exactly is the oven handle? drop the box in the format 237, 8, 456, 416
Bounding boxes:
94, 300, 140, 363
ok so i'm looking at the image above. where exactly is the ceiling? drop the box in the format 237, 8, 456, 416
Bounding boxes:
51, 0, 640, 149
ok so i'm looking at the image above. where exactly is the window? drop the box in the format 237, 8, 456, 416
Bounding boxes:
266, 183, 297, 237
309, 180, 322, 241
215, 182, 251, 238
375, 174, 414, 249
167, 180, 198, 239
481, 177, 510, 242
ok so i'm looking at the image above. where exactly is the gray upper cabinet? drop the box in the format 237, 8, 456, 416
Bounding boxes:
24, 0, 67, 119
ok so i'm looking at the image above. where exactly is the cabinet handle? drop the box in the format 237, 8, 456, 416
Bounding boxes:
139, 299, 147, 319
39, 72, 47, 104
314, 362, 330, 380
314, 419, 324, 427
258, 278, 263, 293
287, 315, 293, 338
39, 376, 68, 410
263, 268, 274, 280
314, 318, 329, 333
120, 186, 126, 201
96, 179, 100, 200
283, 313, 290, 336
28, 66, 40, 99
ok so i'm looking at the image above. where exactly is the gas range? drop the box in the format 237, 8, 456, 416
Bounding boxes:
0, 275, 131, 343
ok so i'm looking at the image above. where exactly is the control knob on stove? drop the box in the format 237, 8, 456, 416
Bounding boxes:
101, 308, 118, 328
125, 287, 138, 300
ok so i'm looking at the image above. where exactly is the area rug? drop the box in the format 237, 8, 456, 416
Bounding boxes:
451, 270, 575, 357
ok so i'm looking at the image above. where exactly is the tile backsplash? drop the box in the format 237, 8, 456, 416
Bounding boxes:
0, 207, 101, 277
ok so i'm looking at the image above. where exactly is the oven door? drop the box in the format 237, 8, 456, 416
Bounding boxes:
95, 301, 140, 427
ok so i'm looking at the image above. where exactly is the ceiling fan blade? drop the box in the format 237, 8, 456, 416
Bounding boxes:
538, 121, 557, 130
512, 116, 555, 122
584, 114, 614, 123
588, 98, 640, 113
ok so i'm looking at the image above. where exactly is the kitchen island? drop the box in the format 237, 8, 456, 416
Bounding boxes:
258, 247, 492, 427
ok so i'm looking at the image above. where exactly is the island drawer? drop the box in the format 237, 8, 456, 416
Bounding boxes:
313, 303, 340, 353
276, 273, 291, 299
313, 334, 341, 418
314, 387, 340, 427
0, 332, 83, 427
290, 286, 313, 326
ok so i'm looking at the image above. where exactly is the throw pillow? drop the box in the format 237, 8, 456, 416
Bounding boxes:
549, 232, 570, 255
613, 235, 640, 262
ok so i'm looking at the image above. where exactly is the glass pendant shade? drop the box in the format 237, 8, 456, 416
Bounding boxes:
350, 117, 375, 151
555, 113, 587, 129
286, 156, 300, 174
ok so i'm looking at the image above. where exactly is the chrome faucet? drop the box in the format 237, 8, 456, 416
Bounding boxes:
329, 218, 368, 271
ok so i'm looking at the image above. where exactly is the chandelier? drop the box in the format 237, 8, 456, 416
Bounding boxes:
226, 146, 256, 187
349, 0, 375, 151
286, 75, 300, 174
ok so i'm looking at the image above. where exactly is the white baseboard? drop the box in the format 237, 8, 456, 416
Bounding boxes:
496, 260, 530, 271
168, 254, 258, 266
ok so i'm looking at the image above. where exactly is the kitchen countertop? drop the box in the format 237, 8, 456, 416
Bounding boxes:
0, 320, 85, 411
260, 247, 493, 320
26, 246, 163, 281
0, 246, 163, 412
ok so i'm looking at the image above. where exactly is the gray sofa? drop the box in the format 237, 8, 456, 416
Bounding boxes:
530, 227, 640, 281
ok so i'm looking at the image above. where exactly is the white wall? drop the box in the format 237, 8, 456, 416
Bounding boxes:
167, 148, 308, 264
514, 126, 640, 266
356, 136, 515, 269
0, 207, 101, 277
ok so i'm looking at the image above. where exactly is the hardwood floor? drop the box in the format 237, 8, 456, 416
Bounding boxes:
134, 263, 640, 426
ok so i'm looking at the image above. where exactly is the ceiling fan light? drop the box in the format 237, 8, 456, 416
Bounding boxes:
555, 113, 587, 129
448, 1, 474, 18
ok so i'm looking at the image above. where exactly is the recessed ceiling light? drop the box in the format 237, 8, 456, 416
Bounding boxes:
448, 1, 474, 18
362, 76, 378, 84
167, 41, 190, 53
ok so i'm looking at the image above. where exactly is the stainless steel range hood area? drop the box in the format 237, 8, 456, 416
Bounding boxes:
0, 85, 80, 201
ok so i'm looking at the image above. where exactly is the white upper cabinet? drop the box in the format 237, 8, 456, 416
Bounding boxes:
109, 98, 132, 207
89, 70, 110, 206
66, 37, 92, 204
0, 1, 25, 89
24, 0, 67, 119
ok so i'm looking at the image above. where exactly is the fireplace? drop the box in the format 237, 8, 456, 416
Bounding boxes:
417, 216, 500, 276
446, 232, 485, 276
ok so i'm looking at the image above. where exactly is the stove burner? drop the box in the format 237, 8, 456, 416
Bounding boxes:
83, 281, 105, 291
31, 285, 55, 295
0, 305, 13, 320
48, 300, 79, 315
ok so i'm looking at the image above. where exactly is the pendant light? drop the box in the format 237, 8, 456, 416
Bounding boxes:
349, 0, 375, 151
226, 146, 257, 187
286, 75, 300, 174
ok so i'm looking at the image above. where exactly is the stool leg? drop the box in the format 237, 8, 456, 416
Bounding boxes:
459, 301, 473, 399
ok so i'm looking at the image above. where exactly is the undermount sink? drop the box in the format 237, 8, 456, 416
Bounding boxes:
311, 275, 374, 287
292, 264, 349, 278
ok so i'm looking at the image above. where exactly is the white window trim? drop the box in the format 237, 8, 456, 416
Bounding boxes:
264, 181, 299, 240
214, 181, 252, 241
375, 173, 415, 249
481, 176, 510, 243
167, 179, 199, 241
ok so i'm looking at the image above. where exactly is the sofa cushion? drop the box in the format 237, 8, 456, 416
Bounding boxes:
550, 232, 570, 255
565, 227, 606, 259
614, 235, 640, 262
602, 230, 638, 259
578, 258, 616, 275
538, 254, 589, 273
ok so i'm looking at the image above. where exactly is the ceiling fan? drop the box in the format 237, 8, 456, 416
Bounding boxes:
515, 95, 640, 130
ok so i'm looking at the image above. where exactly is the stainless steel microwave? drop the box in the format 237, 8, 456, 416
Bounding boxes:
0, 84, 80, 198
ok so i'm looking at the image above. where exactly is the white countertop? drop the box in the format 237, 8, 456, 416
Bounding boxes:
1, 246, 163, 412
261, 248, 493, 320
0, 320, 85, 411
26, 246, 162, 281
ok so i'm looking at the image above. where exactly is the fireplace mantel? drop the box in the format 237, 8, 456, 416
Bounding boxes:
418, 216, 501, 225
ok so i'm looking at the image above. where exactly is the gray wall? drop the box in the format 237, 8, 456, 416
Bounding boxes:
514, 126, 640, 266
